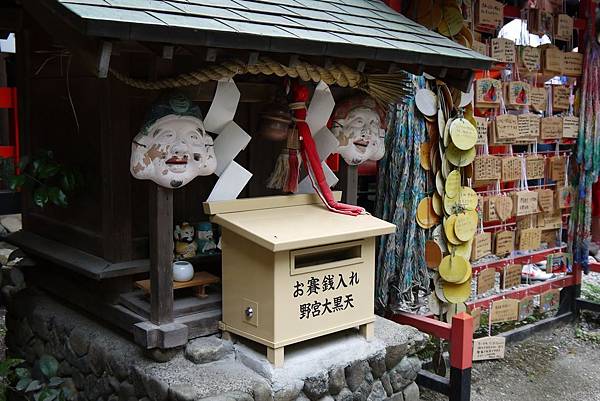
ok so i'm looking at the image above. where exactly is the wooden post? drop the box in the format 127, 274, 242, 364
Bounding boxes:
449, 312, 473, 401
149, 184, 174, 325
339, 160, 358, 205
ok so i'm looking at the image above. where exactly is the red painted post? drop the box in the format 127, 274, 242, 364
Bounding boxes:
449, 313, 473, 401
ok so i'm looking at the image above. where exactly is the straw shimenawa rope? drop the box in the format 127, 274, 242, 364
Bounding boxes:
109, 57, 410, 104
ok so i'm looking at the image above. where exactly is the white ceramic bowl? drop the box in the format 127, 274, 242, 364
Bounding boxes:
172, 261, 194, 282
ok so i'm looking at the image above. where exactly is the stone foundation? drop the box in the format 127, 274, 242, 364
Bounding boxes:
4, 284, 427, 401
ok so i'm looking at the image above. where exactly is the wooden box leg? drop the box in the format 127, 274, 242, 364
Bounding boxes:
267, 346, 284, 368
194, 285, 208, 298
359, 322, 374, 341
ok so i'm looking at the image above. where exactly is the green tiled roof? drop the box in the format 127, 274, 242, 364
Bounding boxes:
43, 0, 493, 70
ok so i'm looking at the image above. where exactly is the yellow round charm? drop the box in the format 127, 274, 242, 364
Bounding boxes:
447, 143, 476, 167
444, 215, 461, 245
450, 238, 473, 261
425, 240, 443, 269
439, 254, 470, 283
442, 279, 472, 303
458, 186, 478, 210
417, 197, 439, 228
450, 118, 477, 150
454, 210, 478, 242
432, 192, 443, 216
445, 170, 461, 198
444, 194, 459, 215
420, 141, 431, 170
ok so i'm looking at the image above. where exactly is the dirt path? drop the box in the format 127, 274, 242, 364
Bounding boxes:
420, 321, 600, 401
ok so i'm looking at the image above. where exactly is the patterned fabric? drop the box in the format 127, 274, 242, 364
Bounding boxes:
570, 38, 600, 273
375, 77, 429, 313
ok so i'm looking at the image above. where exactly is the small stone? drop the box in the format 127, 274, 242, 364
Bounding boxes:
1, 215, 22, 233
145, 348, 179, 363
119, 381, 136, 401
352, 382, 372, 401
184, 337, 233, 364
345, 361, 369, 392
109, 376, 121, 392
394, 357, 420, 384
387, 370, 407, 393
70, 328, 91, 357
295, 393, 310, 401
274, 380, 303, 401
252, 381, 273, 401
368, 356, 386, 380
108, 358, 130, 381
384, 345, 407, 371
30, 317, 50, 341
316, 397, 333, 401
383, 393, 403, 401
72, 371, 86, 390
379, 374, 392, 397
328, 367, 346, 395
168, 384, 196, 401
59, 360, 74, 376
85, 374, 103, 400
141, 374, 169, 401
8, 267, 25, 288
303, 372, 329, 401
366, 382, 386, 401
88, 343, 106, 376
401, 383, 418, 401
333, 389, 352, 401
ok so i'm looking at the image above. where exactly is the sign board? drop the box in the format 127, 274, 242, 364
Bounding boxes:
490, 298, 519, 323
473, 336, 506, 361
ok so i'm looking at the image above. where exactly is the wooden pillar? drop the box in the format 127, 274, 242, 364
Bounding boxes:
149, 184, 174, 325
339, 160, 358, 205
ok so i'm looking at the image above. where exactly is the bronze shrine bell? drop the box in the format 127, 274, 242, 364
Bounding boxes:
204, 193, 395, 367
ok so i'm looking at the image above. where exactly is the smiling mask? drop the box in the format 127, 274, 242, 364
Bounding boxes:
331, 96, 386, 165
130, 93, 217, 188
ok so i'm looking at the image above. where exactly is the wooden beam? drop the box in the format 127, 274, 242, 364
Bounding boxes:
97, 41, 112, 78
148, 184, 174, 325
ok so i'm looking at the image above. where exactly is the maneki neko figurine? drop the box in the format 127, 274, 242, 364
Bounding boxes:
174, 222, 197, 260
331, 96, 386, 166
130, 93, 217, 188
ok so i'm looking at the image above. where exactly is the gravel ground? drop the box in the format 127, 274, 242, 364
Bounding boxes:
420, 272, 600, 401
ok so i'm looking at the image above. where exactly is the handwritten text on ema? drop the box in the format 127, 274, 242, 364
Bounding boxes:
293, 272, 359, 319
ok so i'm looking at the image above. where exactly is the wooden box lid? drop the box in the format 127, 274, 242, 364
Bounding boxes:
204, 193, 396, 252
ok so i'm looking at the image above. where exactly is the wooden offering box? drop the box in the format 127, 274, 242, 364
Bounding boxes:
204, 193, 395, 367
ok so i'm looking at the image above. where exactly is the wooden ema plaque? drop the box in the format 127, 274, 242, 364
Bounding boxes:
536, 189, 554, 212
473, 337, 506, 361
506, 81, 530, 107
548, 156, 566, 183
518, 46, 541, 72
519, 296, 535, 320
472, 40, 488, 57
518, 114, 541, 142
552, 85, 570, 111
500, 264, 522, 289
563, 52, 583, 76
491, 298, 519, 323
516, 214, 539, 230
474, 155, 501, 181
494, 114, 518, 143
563, 116, 579, 139
513, 191, 539, 216
475, 0, 503, 30
475, 116, 489, 145
529, 87, 547, 112
540, 116, 563, 140
518, 227, 542, 251
540, 289, 560, 312
477, 267, 496, 294
526, 156, 545, 180
472, 231, 492, 260
542, 210, 562, 230
491, 38, 516, 63
484, 196, 499, 221
541, 229, 558, 246
554, 14, 573, 41
471, 307, 482, 331
475, 78, 501, 108
495, 230, 515, 256
501, 157, 522, 182
543, 46, 563, 74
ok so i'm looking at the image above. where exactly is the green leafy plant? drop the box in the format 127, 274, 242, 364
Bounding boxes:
0, 358, 24, 401
14, 355, 72, 401
7, 150, 84, 208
